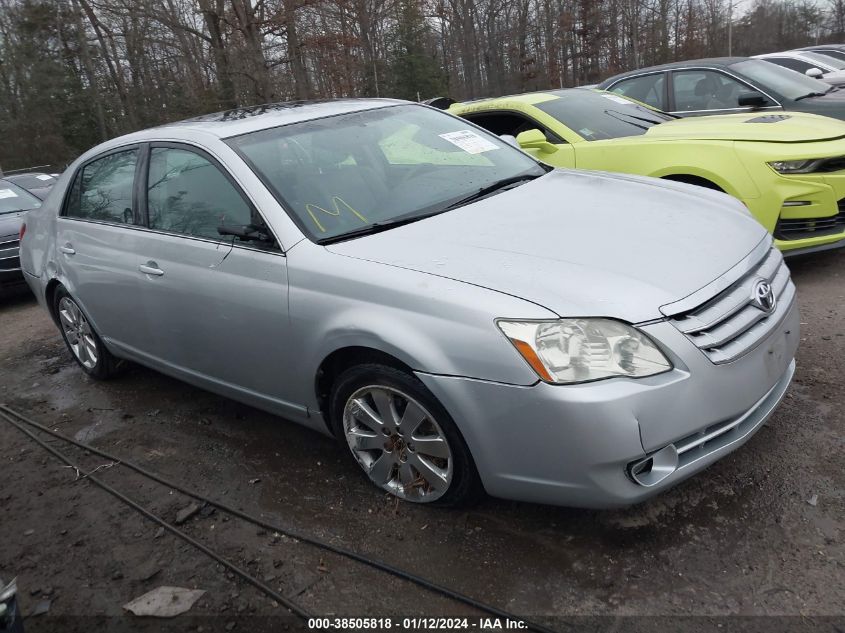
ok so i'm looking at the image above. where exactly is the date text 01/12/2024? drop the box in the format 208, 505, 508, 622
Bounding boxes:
307, 617, 529, 630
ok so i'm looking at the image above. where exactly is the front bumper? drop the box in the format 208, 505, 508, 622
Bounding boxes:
416, 298, 799, 508
739, 154, 845, 254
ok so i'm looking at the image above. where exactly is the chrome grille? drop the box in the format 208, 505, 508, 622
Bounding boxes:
0, 237, 20, 271
669, 247, 795, 364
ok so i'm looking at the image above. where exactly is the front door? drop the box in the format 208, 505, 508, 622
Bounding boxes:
129, 143, 297, 417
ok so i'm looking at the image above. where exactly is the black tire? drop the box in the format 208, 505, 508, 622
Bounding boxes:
329, 363, 482, 507
52, 285, 123, 380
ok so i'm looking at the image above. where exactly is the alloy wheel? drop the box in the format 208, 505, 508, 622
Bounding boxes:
343, 385, 453, 502
58, 297, 98, 370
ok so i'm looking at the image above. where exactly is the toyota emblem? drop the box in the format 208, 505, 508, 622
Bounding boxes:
751, 279, 776, 314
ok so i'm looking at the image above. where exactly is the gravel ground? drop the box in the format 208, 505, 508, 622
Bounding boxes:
0, 249, 843, 632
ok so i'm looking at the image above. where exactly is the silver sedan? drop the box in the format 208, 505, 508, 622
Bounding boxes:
19, 100, 799, 507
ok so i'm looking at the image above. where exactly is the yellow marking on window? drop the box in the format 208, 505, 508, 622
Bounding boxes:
305, 196, 368, 233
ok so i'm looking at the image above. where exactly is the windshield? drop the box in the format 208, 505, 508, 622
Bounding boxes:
0, 179, 42, 214
731, 59, 834, 99
534, 89, 672, 141
802, 51, 845, 70
228, 104, 545, 241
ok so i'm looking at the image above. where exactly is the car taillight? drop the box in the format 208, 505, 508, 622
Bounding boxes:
19, 223, 26, 241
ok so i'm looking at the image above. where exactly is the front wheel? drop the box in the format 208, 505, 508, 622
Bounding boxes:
53, 286, 122, 379
330, 364, 481, 506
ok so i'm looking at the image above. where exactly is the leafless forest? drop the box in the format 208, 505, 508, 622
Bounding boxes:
1, 0, 844, 169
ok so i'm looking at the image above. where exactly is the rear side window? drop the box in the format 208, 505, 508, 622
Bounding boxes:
146, 147, 253, 240
65, 149, 138, 223
609, 73, 667, 110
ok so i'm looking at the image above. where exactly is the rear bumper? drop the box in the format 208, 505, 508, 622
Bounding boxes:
417, 299, 799, 508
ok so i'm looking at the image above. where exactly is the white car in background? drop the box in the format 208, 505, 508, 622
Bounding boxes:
755, 50, 845, 87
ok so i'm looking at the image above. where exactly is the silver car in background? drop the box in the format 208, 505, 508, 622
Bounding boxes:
19, 100, 799, 507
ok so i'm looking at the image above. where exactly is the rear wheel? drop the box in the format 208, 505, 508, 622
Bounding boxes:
329, 364, 481, 506
53, 286, 122, 379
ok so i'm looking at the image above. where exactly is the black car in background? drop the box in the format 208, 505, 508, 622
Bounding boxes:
3, 172, 58, 200
0, 179, 41, 294
598, 57, 845, 119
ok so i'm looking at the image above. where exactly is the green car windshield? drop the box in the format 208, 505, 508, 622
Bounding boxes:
228, 104, 545, 242
0, 179, 42, 214
535, 90, 673, 141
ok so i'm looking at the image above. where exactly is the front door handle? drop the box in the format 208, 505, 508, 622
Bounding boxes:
59, 244, 75, 255
138, 261, 164, 276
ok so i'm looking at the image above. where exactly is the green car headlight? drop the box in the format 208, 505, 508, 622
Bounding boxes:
497, 318, 672, 384
767, 159, 825, 174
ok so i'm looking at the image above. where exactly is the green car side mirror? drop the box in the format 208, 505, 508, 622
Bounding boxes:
516, 129, 559, 154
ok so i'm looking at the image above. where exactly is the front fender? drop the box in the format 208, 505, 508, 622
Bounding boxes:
285, 243, 556, 413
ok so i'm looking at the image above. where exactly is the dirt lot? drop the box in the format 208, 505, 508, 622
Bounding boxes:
1, 250, 843, 632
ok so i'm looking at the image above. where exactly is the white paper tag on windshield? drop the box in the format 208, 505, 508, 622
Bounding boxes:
439, 130, 500, 154
601, 93, 635, 105
0, 189, 19, 199
36, 174, 53, 181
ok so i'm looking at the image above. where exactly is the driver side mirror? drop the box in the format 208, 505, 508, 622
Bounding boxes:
805, 67, 824, 79
737, 92, 769, 109
515, 129, 559, 154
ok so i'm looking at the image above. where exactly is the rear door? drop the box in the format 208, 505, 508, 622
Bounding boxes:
132, 143, 295, 413
55, 145, 152, 351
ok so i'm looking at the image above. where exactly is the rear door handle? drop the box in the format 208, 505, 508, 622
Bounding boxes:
138, 261, 164, 276
59, 244, 75, 255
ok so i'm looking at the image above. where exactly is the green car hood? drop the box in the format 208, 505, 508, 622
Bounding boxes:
643, 112, 845, 143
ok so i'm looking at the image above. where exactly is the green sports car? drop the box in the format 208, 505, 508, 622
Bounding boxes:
450, 89, 845, 255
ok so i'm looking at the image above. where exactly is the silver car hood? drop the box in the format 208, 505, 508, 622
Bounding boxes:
327, 170, 767, 322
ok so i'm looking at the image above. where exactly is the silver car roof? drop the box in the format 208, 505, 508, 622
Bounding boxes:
95, 98, 405, 152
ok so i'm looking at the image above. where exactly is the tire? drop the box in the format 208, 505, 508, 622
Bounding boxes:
52, 286, 122, 380
329, 363, 482, 507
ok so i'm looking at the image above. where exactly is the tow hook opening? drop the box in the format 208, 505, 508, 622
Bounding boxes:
628, 444, 679, 487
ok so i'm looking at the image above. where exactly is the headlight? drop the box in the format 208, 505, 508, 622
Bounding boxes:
767, 159, 825, 174
497, 318, 671, 384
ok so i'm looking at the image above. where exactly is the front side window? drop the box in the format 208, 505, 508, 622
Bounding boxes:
533, 89, 671, 141
147, 147, 253, 241
65, 149, 138, 223
228, 104, 545, 241
0, 180, 42, 214
609, 73, 667, 110
672, 70, 759, 112
459, 111, 562, 143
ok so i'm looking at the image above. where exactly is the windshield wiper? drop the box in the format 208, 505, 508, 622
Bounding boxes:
440, 173, 542, 213
796, 91, 829, 101
316, 172, 543, 245
316, 210, 449, 245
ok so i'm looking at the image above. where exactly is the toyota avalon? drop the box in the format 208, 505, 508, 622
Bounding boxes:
19, 100, 799, 507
